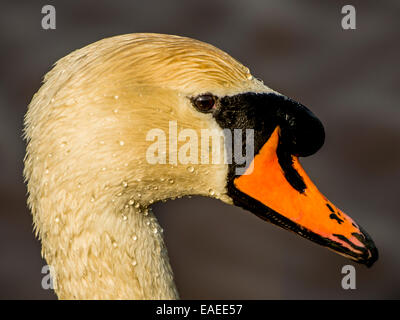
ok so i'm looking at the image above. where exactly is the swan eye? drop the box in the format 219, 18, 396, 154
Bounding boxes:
191, 94, 216, 113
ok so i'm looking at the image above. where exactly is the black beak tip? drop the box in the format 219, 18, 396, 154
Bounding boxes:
359, 227, 379, 268
364, 245, 379, 268
355, 232, 378, 268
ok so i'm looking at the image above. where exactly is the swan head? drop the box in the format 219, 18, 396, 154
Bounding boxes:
24, 33, 377, 271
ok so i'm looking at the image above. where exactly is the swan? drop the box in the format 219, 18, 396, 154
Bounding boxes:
23, 33, 378, 299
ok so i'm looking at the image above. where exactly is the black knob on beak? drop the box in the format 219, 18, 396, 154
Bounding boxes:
276, 95, 325, 157
214, 92, 325, 158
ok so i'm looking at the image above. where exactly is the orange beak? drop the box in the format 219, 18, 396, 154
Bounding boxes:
234, 126, 378, 266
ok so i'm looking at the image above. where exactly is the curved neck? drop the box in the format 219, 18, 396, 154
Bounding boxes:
43, 192, 179, 299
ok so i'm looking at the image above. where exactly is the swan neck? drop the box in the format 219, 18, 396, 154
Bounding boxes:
41, 192, 178, 299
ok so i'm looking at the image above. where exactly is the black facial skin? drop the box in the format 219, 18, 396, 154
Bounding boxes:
190, 92, 378, 267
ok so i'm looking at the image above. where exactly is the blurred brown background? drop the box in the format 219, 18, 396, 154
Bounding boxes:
1, 0, 399, 299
